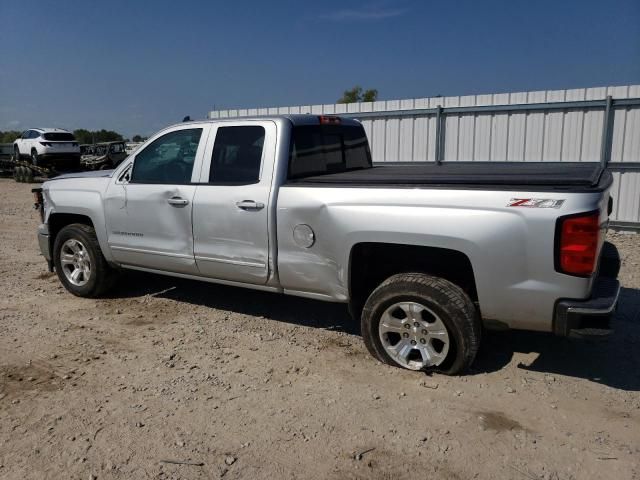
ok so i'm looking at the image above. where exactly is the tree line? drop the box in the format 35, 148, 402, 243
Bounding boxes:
1, 86, 378, 145
0, 129, 147, 144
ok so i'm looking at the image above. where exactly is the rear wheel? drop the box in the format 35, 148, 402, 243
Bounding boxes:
361, 273, 480, 375
31, 149, 39, 166
53, 224, 117, 297
15, 166, 28, 183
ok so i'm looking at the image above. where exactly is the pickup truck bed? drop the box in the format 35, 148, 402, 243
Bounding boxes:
290, 162, 611, 191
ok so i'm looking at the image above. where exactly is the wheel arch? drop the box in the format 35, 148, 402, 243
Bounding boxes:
348, 242, 479, 318
48, 212, 115, 265
49, 213, 94, 250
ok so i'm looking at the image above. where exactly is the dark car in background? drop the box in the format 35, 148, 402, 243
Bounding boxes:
80, 141, 128, 170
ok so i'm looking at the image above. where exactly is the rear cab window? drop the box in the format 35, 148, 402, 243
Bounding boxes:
288, 124, 372, 180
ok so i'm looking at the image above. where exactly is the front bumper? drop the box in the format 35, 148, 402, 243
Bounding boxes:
553, 242, 621, 337
37, 224, 53, 271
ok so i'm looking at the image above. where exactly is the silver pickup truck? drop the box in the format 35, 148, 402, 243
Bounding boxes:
33, 115, 620, 375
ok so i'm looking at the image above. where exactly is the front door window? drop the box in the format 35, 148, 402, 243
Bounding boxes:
131, 128, 202, 184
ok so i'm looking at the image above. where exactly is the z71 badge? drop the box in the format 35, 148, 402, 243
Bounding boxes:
507, 198, 565, 208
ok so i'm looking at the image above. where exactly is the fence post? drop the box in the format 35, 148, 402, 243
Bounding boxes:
600, 95, 614, 167
435, 106, 444, 164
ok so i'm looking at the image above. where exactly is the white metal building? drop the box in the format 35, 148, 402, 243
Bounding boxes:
209, 85, 640, 229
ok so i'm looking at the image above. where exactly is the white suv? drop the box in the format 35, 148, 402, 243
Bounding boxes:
14, 128, 81, 169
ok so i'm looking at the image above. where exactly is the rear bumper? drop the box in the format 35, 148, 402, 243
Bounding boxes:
38, 153, 81, 167
553, 242, 621, 337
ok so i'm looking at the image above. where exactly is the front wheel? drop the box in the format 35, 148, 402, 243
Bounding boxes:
31, 149, 39, 166
361, 273, 481, 375
53, 224, 117, 297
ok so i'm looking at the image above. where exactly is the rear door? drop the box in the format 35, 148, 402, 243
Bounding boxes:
192, 121, 277, 284
103, 125, 210, 274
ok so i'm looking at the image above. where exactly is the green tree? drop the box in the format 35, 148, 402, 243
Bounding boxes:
337, 86, 362, 104
73, 129, 124, 144
0, 130, 22, 143
94, 129, 123, 142
337, 86, 378, 104
362, 89, 378, 102
73, 129, 93, 144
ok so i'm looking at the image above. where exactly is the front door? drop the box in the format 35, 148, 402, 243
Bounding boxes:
192, 121, 276, 284
104, 125, 209, 274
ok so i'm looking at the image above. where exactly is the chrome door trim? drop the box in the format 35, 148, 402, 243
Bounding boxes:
110, 245, 194, 259
194, 255, 265, 268
120, 264, 282, 293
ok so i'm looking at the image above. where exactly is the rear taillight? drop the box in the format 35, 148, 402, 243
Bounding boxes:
556, 211, 601, 276
40, 142, 52, 147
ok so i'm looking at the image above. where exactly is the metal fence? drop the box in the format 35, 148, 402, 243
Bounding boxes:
210, 85, 640, 230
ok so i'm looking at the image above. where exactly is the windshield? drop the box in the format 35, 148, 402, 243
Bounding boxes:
288, 124, 372, 179
43, 132, 76, 141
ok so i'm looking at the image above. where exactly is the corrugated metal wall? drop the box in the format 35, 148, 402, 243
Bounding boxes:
209, 85, 640, 227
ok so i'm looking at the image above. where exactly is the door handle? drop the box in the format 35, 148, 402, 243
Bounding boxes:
167, 196, 189, 207
236, 200, 264, 211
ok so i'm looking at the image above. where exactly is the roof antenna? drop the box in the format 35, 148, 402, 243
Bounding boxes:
183, 115, 191, 122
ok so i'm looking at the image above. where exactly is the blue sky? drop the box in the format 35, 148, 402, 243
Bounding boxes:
1, 0, 639, 137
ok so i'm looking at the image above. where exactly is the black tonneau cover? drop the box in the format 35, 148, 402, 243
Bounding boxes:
289, 162, 610, 191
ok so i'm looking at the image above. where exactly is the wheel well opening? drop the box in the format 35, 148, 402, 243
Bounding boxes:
349, 243, 478, 316
49, 214, 94, 247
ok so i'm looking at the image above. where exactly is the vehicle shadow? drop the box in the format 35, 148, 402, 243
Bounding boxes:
109, 272, 640, 391
109, 271, 358, 334
471, 287, 640, 391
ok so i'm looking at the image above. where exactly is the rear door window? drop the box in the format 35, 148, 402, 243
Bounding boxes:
209, 126, 265, 184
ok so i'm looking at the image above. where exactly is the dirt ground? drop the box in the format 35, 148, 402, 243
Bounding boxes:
1, 178, 639, 480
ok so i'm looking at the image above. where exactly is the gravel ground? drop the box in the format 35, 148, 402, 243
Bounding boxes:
1, 178, 639, 480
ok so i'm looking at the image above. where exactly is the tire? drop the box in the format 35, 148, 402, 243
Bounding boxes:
361, 273, 480, 375
599, 241, 620, 278
31, 149, 39, 167
14, 146, 20, 162
24, 167, 34, 183
53, 223, 117, 298
13, 166, 21, 182
15, 166, 25, 183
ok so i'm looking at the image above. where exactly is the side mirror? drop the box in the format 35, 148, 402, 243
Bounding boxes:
117, 163, 133, 184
